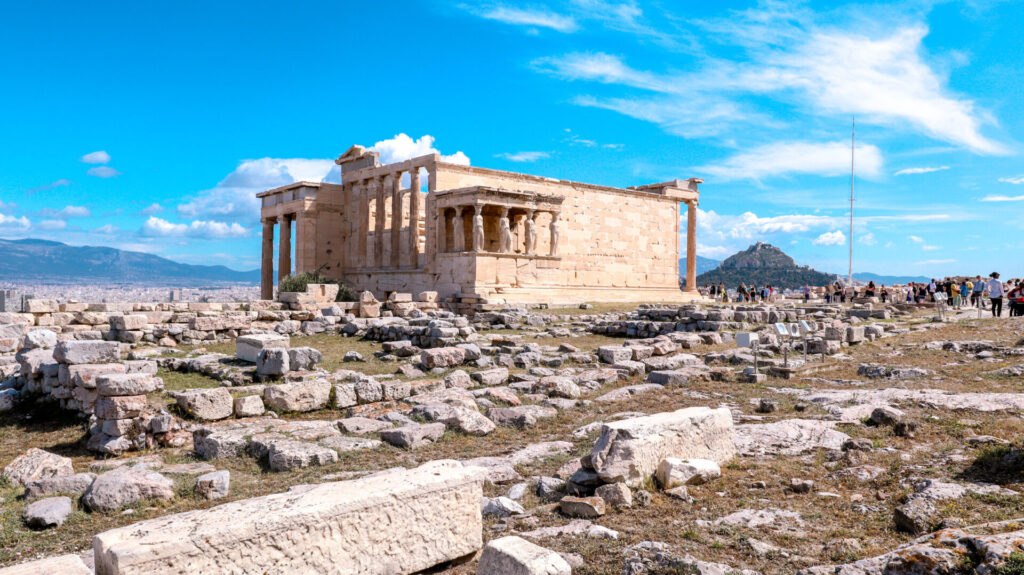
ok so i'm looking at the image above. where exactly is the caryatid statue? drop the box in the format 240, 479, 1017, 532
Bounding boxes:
549, 213, 560, 257
472, 206, 484, 252
498, 208, 512, 254
452, 206, 465, 252
524, 210, 537, 255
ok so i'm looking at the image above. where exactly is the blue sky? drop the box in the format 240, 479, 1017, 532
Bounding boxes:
1, 0, 1022, 276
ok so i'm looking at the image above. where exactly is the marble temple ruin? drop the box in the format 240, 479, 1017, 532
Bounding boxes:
259, 145, 702, 304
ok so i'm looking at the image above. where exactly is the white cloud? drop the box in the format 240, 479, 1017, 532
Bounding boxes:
473, 5, 577, 32
696, 243, 733, 258
997, 176, 1024, 184
0, 213, 31, 230
895, 166, 949, 176
917, 258, 955, 265
141, 216, 248, 239
27, 179, 71, 194
858, 233, 877, 245
95, 224, 119, 234
813, 230, 846, 246
87, 166, 120, 178
698, 141, 882, 181
909, 235, 925, 243
370, 134, 470, 166
38, 219, 67, 230
533, 11, 1005, 154
496, 151, 551, 162
981, 194, 1024, 202
80, 150, 111, 164
138, 203, 164, 215
921, 245, 941, 251
40, 205, 91, 219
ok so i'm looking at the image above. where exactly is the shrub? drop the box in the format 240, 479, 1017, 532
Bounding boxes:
277, 266, 355, 302
994, 553, 1024, 575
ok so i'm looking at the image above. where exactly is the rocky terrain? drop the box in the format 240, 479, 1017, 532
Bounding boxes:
2, 295, 1024, 574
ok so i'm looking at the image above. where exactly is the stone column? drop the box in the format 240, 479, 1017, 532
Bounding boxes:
374, 175, 386, 267
408, 168, 421, 267
391, 172, 402, 268
498, 207, 512, 254
472, 205, 484, 252
261, 218, 276, 300
685, 200, 698, 293
524, 210, 536, 255
278, 214, 292, 283
357, 182, 368, 269
452, 206, 465, 252
549, 212, 561, 257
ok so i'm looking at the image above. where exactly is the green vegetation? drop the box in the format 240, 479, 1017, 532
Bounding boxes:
995, 553, 1024, 575
278, 266, 355, 302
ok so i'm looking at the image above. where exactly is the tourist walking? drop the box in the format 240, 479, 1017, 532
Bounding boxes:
972, 276, 986, 308
988, 273, 1004, 317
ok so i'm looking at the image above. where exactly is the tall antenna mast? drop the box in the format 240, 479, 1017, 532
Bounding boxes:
848, 117, 855, 287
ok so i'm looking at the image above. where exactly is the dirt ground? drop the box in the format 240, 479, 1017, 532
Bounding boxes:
3, 309, 1024, 573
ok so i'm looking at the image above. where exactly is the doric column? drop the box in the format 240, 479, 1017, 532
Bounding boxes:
278, 214, 292, 283
374, 175, 386, 267
452, 206, 465, 252
472, 205, 484, 252
549, 212, 561, 257
357, 181, 368, 269
261, 218, 276, 300
498, 207, 512, 254
391, 172, 402, 268
408, 168, 421, 267
524, 210, 536, 255
685, 200, 698, 292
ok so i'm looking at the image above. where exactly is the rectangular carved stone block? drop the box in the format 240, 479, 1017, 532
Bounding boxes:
93, 461, 487, 575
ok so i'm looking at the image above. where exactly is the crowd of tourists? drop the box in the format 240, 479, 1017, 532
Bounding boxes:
698, 272, 1024, 317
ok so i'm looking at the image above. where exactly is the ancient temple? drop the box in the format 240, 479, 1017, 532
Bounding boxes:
258, 145, 702, 305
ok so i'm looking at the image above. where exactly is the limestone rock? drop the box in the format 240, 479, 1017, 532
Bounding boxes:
267, 439, 339, 471
23, 496, 72, 528
482, 496, 525, 517
412, 403, 496, 436
420, 346, 466, 369
53, 340, 120, 364
96, 373, 163, 396
380, 422, 446, 448
655, 458, 721, 488
93, 462, 487, 575
477, 536, 572, 575
734, 419, 849, 456
176, 388, 233, 421
590, 407, 736, 487
559, 495, 606, 518
595, 482, 632, 508
82, 466, 175, 512
195, 470, 230, 500
257, 347, 290, 376
235, 333, 289, 363
288, 346, 322, 370
2, 448, 74, 486
233, 395, 265, 417
24, 472, 96, 499
262, 380, 331, 413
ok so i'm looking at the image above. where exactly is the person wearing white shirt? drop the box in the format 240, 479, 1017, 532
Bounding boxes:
987, 272, 1004, 317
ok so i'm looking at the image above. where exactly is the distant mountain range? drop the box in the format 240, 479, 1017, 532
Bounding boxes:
679, 256, 722, 275
695, 242, 838, 289
850, 272, 931, 285
0, 239, 259, 285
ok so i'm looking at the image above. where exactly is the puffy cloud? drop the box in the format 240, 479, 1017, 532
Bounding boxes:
496, 151, 551, 162
895, 166, 949, 176
858, 233, 877, 245
80, 151, 111, 164
908, 235, 925, 243
94, 224, 119, 234
472, 5, 577, 32
137, 203, 164, 215
698, 141, 882, 181
141, 216, 248, 239
813, 230, 846, 246
998, 176, 1024, 184
87, 166, 120, 178
0, 213, 31, 230
38, 219, 67, 230
40, 205, 91, 219
370, 134, 470, 166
